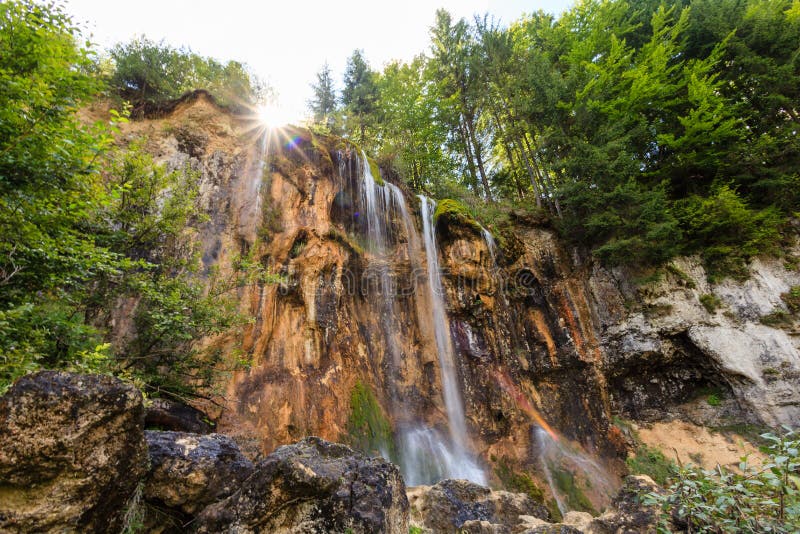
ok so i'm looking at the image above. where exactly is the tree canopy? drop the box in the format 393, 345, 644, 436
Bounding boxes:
311, 0, 800, 275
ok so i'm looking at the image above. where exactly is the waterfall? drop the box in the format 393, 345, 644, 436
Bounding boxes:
337, 151, 485, 485
533, 426, 617, 515
358, 151, 401, 369
411, 196, 486, 485
419, 197, 469, 447
240, 131, 269, 242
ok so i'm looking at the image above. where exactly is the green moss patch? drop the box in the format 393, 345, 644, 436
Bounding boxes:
345, 381, 395, 460
433, 199, 482, 233
493, 456, 546, 504
552, 467, 596, 514
625, 443, 675, 486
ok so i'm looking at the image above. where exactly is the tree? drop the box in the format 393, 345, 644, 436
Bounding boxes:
427, 9, 494, 201
109, 36, 265, 111
341, 49, 378, 142
308, 62, 339, 132
0, 0, 120, 390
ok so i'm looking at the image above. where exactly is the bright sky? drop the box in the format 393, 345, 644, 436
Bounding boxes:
64, 0, 574, 124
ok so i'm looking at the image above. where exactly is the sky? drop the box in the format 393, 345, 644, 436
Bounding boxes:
64, 0, 574, 124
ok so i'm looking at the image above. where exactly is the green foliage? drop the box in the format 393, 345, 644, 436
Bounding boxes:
345, 381, 395, 460
699, 294, 723, 314
341, 49, 378, 143
109, 36, 265, 109
675, 186, 784, 280
0, 0, 122, 392
307, 62, 339, 133
315, 0, 799, 273
326, 228, 365, 256
781, 286, 800, 313
666, 264, 696, 289
627, 444, 677, 487
560, 180, 682, 266
493, 456, 546, 503
761, 309, 795, 328
408, 527, 425, 534
644, 428, 800, 533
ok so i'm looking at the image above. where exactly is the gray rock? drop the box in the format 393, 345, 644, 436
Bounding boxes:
144, 431, 254, 516
408, 479, 549, 534
193, 436, 408, 533
0, 371, 147, 533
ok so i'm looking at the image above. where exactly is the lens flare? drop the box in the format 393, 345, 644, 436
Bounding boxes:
256, 103, 293, 128
494, 368, 559, 441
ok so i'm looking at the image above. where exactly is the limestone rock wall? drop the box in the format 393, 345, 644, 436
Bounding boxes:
104, 94, 798, 493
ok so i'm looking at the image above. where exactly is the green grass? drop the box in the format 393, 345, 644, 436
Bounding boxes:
326, 228, 365, 255
781, 286, 800, 313
666, 263, 696, 288
760, 309, 794, 328
699, 293, 722, 313
626, 444, 676, 486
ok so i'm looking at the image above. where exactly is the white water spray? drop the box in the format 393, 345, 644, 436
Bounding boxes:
533, 426, 617, 514
414, 196, 486, 485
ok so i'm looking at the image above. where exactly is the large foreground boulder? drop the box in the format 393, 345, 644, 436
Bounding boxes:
193, 436, 409, 533
0, 371, 147, 533
144, 430, 254, 519
408, 478, 550, 533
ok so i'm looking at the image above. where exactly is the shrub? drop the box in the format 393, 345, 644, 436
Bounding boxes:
781, 286, 800, 313
675, 186, 784, 281
699, 293, 722, 313
644, 428, 800, 533
109, 37, 266, 110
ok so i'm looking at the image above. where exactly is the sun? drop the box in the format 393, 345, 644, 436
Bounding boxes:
256, 103, 293, 128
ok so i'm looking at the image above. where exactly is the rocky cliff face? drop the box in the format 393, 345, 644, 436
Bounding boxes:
99, 92, 799, 509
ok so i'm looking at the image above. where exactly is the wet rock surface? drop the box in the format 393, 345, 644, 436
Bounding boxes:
193, 436, 409, 533
144, 431, 254, 518
145, 398, 215, 433
0, 371, 147, 533
408, 478, 549, 534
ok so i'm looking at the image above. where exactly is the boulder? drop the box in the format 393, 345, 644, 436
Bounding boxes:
408, 479, 549, 534
193, 436, 408, 533
145, 397, 214, 433
586, 475, 662, 534
144, 431, 254, 517
0, 371, 147, 533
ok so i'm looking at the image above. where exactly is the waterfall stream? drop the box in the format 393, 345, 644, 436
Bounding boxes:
343, 151, 485, 485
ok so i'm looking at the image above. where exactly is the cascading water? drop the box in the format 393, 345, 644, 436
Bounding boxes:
533, 426, 617, 515
336, 150, 485, 485
410, 196, 486, 485
239, 131, 269, 241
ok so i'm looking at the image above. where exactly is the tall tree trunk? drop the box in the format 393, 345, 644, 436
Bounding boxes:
513, 137, 542, 209
522, 134, 561, 218
459, 121, 480, 193
489, 108, 525, 199
464, 114, 493, 202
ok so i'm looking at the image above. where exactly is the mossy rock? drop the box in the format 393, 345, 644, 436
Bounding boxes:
343, 381, 395, 460
433, 199, 482, 236
326, 228, 365, 256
